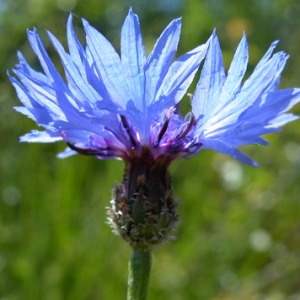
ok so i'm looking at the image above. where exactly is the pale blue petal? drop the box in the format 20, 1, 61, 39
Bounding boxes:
145, 17, 182, 107
253, 40, 279, 71
157, 42, 208, 108
48, 30, 105, 108
20, 130, 62, 143
121, 8, 146, 109
222, 33, 248, 94
66, 14, 87, 78
269, 114, 299, 127
27, 29, 65, 88
208, 33, 249, 119
57, 147, 77, 158
240, 88, 300, 123
192, 31, 226, 119
11, 71, 66, 123
83, 18, 132, 110
201, 139, 258, 166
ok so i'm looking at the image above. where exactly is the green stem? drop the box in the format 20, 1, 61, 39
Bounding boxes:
127, 250, 151, 300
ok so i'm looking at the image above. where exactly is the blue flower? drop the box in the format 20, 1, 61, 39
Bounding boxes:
9, 9, 208, 162
9, 9, 300, 249
9, 9, 300, 167
193, 32, 300, 166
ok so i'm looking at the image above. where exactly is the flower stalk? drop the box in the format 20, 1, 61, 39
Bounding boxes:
127, 250, 151, 300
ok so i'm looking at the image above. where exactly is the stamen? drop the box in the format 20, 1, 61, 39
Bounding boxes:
67, 142, 110, 156
154, 117, 170, 147
154, 106, 178, 147
120, 115, 137, 148
175, 113, 196, 140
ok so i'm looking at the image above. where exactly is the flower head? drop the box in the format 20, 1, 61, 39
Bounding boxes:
9, 8, 208, 164
9, 9, 300, 167
9, 10, 300, 249
192, 32, 300, 166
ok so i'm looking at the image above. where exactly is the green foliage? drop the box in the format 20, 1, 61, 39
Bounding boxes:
1, 0, 300, 299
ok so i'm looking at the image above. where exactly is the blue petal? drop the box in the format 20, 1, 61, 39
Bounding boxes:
144, 17, 182, 107
57, 147, 77, 158
48, 30, 105, 107
270, 113, 299, 127
192, 31, 226, 120
11, 70, 66, 123
83, 18, 132, 110
26, 29, 65, 88
240, 88, 300, 124
209, 33, 249, 119
121, 8, 146, 109
254, 40, 279, 70
201, 139, 258, 166
20, 130, 62, 143
66, 14, 87, 79
157, 42, 208, 109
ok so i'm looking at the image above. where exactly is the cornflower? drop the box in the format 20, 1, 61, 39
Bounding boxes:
9, 6, 300, 262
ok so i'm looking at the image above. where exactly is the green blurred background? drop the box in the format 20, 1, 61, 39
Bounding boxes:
1, 0, 300, 299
